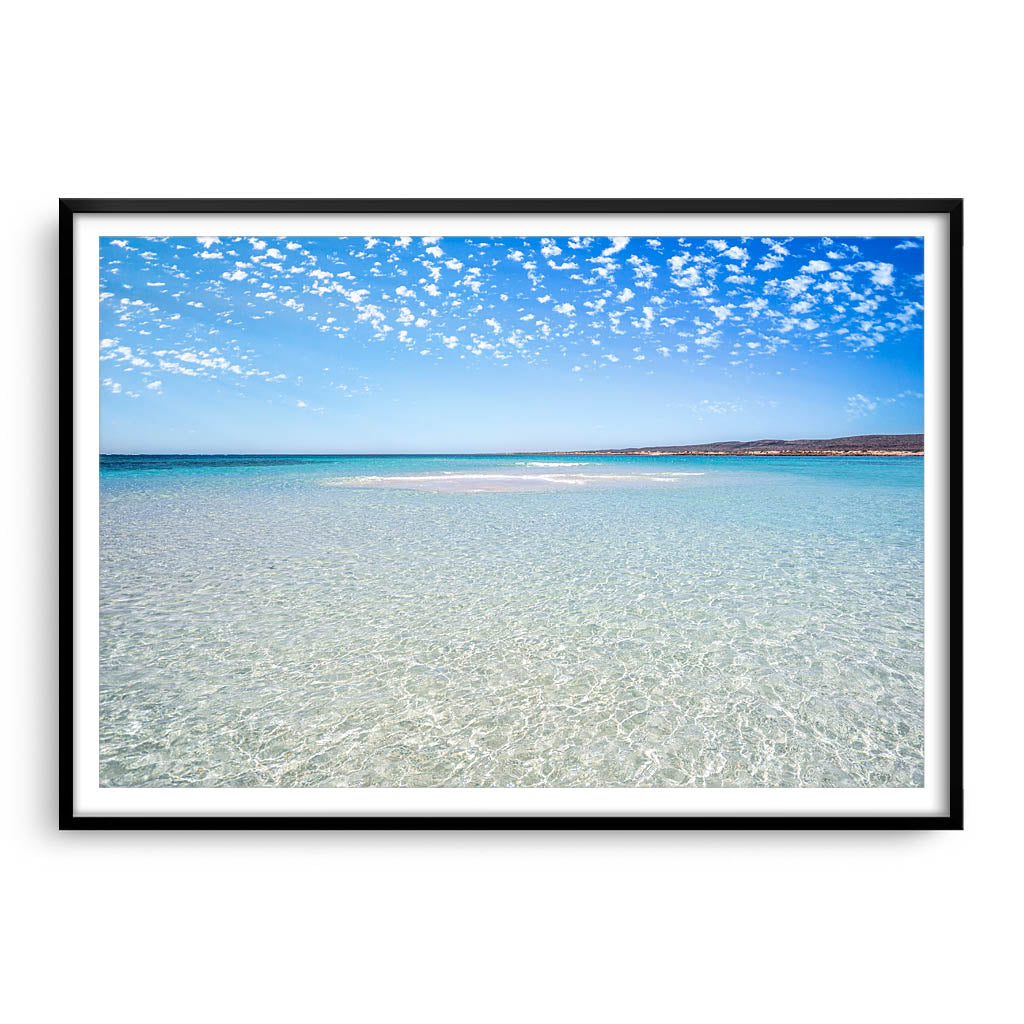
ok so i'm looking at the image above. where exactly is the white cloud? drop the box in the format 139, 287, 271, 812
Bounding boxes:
871, 262, 894, 287
781, 275, 813, 297
721, 245, 748, 262
668, 256, 702, 290
846, 393, 878, 416
628, 255, 657, 287
602, 237, 630, 256
846, 261, 895, 287
100, 232, 922, 412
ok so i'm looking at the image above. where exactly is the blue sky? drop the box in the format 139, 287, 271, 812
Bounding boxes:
99, 234, 924, 453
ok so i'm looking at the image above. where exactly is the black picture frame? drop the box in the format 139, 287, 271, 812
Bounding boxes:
61, 197, 963, 830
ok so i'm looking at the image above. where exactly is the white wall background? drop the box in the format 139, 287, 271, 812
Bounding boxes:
4, 2, 1018, 1021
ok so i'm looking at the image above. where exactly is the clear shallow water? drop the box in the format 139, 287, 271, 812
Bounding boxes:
99, 454, 924, 788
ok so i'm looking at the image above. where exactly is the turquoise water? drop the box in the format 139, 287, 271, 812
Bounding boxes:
99, 454, 924, 787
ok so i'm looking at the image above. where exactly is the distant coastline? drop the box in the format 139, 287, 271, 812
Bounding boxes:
519, 434, 924, 457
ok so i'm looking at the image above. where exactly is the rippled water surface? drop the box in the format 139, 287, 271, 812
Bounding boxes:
100, 454, 924, 787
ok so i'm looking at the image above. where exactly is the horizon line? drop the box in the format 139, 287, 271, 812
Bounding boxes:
100, 432, 924, 458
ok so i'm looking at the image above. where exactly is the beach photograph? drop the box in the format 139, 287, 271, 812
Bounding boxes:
15, 2, 1010, 1016
98, 232, 926, 790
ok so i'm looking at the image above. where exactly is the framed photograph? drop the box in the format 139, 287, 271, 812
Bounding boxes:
62, 198, 962, 829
